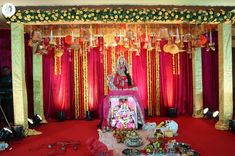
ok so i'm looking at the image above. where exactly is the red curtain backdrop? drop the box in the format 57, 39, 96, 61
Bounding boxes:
132, 46, 148, 110
38, 37, 195, 118
43, 39, 194, 118
202, 31, 219, 111
159, 40, 193, 115
88, 47, 104, 116
0, 29, 11, 75
24, 34, 34, 118
43, 39, 72, 119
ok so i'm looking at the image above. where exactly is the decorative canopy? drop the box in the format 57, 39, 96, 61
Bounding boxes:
6, 7, 235, 24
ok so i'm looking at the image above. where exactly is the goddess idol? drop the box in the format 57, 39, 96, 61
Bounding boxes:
113, 56, 132, 89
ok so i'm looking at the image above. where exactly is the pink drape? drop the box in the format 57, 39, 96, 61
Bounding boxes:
159, 40, 193, 115
43, 39, 72, 119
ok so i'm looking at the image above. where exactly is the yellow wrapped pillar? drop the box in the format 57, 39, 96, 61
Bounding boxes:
33, 54, 47, 123
11, 23, 41, 135
192, 48, 203, 118
215, 23, 233, 130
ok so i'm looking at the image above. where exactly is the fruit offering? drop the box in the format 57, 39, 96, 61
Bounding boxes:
112, 129, 137, 143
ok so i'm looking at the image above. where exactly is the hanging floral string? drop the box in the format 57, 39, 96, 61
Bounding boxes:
172, 54, 176, 75
177, 53, 180, 75
54, 26, 63, 75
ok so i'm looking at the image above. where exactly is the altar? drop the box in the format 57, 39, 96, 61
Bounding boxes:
103, 90, 145, 129
102, 56, 145, 129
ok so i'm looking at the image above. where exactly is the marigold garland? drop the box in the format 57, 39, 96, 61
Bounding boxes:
6, 8, 235, 24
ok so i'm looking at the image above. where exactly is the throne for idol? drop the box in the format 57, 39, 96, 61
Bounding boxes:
103, 56, 145, 129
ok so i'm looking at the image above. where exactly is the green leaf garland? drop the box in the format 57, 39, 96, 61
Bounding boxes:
6, 7, 235, 24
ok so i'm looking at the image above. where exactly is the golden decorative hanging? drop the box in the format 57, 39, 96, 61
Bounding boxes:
172, 54, 176, 75
111, 46, 116, 74
104, 47, 108, 95
54, 48, 63, 75
177, 53, 180, 75
147, 49, 152, 116
83, 42, 89, 116
128, 50, 133, 78
155, 48, 160, 116
74, 48, 80, 119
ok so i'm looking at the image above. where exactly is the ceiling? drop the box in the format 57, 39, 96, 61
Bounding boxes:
0, 0, 235, 7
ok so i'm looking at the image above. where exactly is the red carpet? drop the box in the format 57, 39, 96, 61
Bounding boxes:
1, 116, 235, 156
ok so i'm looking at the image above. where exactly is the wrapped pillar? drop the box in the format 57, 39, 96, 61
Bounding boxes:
33, 54, 47, 123
215, 23, 233, 130
11, 23, 41, 135
192, 48, 203, 118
